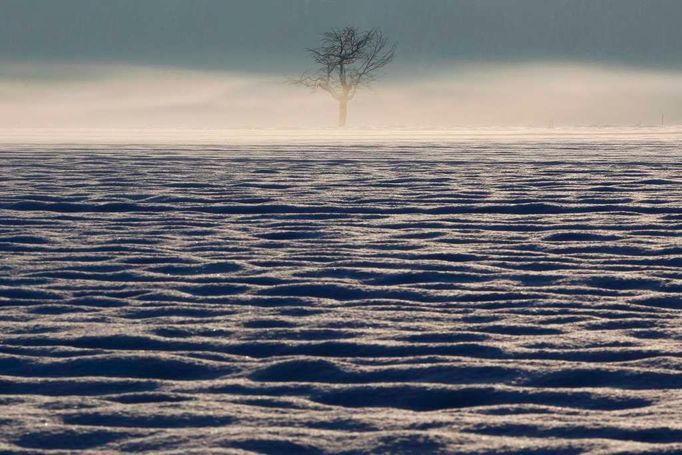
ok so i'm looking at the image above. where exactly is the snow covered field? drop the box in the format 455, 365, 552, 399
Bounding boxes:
1, 136, 681, 453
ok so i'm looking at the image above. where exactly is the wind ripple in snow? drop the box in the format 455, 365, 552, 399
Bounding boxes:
0, 143, 681, 453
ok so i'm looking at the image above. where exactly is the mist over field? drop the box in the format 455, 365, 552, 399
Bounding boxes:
1, 0, 681, 131
2, 2, 682, 454
1, 62, 681, 130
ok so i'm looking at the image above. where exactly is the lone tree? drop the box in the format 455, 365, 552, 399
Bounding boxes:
296, 26, 396, 127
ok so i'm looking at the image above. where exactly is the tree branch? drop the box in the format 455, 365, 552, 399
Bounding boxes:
295, 26, 396, 103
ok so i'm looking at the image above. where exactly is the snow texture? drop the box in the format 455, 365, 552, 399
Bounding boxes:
0, 140, 681, 454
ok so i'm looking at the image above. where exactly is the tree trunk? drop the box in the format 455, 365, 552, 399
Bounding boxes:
338, 98, 348, 127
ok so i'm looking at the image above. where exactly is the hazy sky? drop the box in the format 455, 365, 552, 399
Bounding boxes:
1, 1, 681, 129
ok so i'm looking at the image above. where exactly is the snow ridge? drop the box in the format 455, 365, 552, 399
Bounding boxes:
0, 142, 681, 453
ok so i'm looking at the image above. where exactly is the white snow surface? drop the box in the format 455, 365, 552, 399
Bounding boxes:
0, 138, 681, 454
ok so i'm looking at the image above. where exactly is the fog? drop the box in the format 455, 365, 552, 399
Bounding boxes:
1, 62, 680, 132
2, 1, 680, 137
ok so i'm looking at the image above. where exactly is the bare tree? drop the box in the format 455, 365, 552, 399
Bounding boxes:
295, 26, 396, 127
